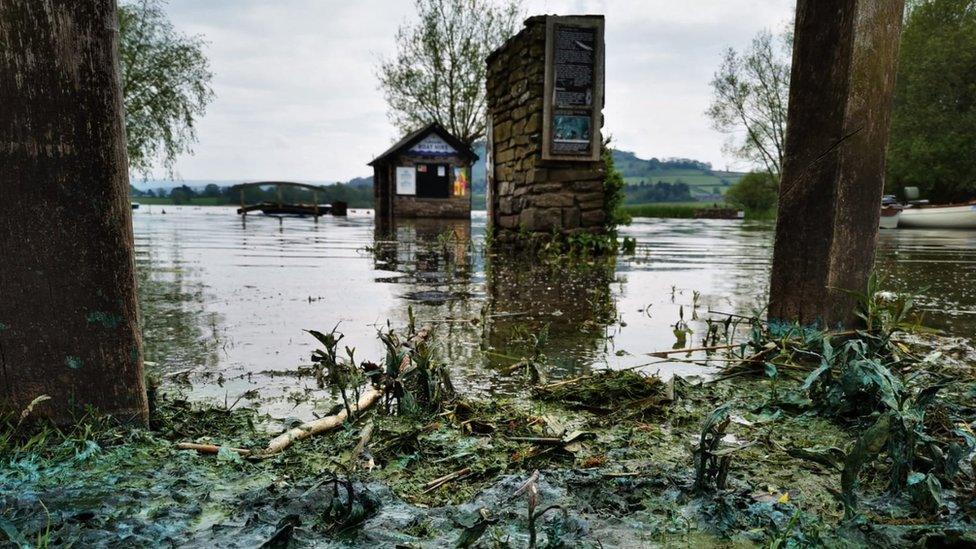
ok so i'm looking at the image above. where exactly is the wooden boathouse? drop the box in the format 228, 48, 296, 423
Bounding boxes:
369, 123, 478, 222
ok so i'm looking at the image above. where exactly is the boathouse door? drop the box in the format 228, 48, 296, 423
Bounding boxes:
415, 163, 450, 198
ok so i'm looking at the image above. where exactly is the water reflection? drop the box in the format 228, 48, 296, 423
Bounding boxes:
482, 252, 617, 382
132, 207, 976, 419
875, 228, 976, 333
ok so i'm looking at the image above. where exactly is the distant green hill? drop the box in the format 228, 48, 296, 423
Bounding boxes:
610, 150, 745, 202
469, 144, 741, 201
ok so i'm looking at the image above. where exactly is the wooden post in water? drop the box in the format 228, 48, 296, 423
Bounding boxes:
768, 0, 904, 328
0, 0, 149, 423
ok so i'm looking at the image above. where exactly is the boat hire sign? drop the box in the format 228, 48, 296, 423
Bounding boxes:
543, 16, 605, 162
409, 134, 457, 157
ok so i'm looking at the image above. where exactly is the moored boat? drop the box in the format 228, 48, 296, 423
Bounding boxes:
880, 195, 902, 228
898, 202, 976, 229
880, 205, 901, 229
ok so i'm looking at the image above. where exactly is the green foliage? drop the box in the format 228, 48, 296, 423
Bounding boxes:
620, 236, 637, 254
307, 325, 364, 419
692, 404, 734, 493
603, 142, 631, 232
888, 0, 976, 202
724, 171, 778, 214
624, 180, 694, 203
307, 318, 455, 419
168, 185, 195, 205
727, 282, 971, 518
136, 182, 375, 208
119, 0, 214, 176
376, 0, 521, 144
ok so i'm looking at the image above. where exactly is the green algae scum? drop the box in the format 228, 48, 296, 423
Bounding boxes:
3, 220, 976, 547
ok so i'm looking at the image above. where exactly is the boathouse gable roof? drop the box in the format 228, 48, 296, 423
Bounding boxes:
368, 122, 478, 167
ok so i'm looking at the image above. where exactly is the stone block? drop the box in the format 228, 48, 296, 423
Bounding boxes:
530, 182, 564, 194
571, 180, 603, 192
512, 119, 525, 137
580, 209, 606, 226
519, 207, 562, 232
530, 193, 574, 208
547, 169, 601, 183
499, 214, 519, 229
494, 120, 512, 143
562, 206, 581, 229
496, 165, 513, 182
577, 191, 604, 204
495, 148, 515, 164
499, 197, 513, 214
578, 198, 603, 211
528, 168, 549, 183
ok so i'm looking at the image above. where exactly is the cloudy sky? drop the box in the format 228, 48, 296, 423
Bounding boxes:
161, 0, 795, 182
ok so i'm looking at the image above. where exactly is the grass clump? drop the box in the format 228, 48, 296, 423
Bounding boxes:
534, 370, 670, 419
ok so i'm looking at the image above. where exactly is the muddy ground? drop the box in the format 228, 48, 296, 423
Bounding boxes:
3, 321, 975, 547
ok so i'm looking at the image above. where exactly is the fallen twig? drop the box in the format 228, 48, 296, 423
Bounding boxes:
422, 467, 472, 493
263, 355, 411, 456
647, 343, 739, 358
506, 436, 566, 446
175, 442, 251, 456
178, 329, 430, 458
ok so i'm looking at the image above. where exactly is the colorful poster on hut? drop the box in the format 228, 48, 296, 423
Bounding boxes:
453, 167, 468, 197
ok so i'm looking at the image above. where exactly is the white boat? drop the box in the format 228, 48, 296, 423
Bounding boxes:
898, 202, 976, 229
879, 206, 901, 229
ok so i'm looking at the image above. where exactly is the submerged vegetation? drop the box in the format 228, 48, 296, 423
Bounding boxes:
3, 272, 975, 546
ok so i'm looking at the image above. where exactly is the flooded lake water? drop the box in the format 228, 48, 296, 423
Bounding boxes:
134, 206, 976, 419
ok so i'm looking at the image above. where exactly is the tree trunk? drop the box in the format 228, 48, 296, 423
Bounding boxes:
768, 0, 904, 328
0, 0, 148, 424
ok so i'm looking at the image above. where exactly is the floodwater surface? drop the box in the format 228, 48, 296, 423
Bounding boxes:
134, 206, 976, 419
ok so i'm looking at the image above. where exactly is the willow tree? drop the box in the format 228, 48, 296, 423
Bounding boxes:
706, 29, 791, 179
377, 0, 521, 145
119, 0, 214, 176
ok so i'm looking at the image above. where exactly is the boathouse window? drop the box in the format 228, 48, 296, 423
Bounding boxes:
415, 164, 450, 198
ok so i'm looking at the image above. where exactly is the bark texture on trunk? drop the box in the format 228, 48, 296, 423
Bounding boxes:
0, 0, 148, 424
769, 0, 904, 328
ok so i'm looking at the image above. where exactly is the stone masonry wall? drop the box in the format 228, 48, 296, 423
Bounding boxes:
486, 15, 606, 236
394, 196, 470, 218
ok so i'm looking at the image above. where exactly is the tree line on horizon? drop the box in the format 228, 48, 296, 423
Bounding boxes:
130, 183, 375, 208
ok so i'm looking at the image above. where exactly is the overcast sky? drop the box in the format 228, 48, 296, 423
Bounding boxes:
161, 0, 795, 182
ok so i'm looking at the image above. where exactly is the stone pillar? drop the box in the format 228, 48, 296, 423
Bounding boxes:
768, 0, 904, 327
0, 0, 149, 423
486, 15, 607, 238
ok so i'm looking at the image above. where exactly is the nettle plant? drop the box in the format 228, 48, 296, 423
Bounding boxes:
306, 308, 456, 421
